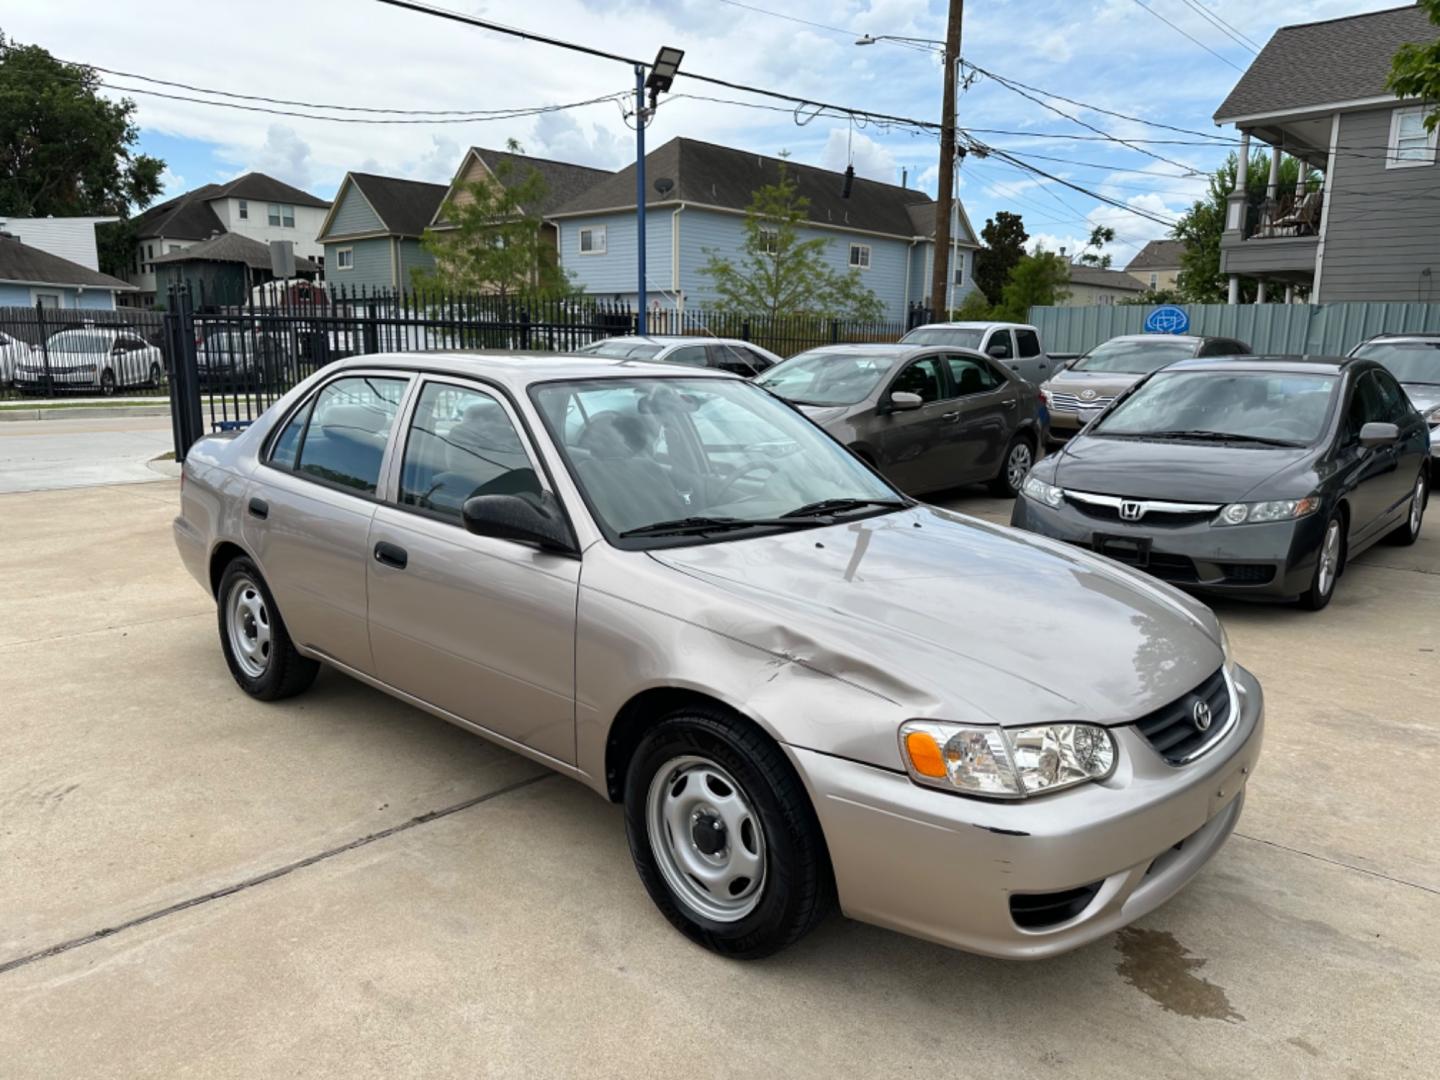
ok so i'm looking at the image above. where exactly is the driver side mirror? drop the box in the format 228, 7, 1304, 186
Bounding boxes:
887, 391, 924, 412
987, 344, 1009, 359
462, 490, 577, 555
1359, 421, 1400, 448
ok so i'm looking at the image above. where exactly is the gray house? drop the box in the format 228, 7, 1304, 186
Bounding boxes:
1214, 5, 1440, 304
316, 172, 448, 291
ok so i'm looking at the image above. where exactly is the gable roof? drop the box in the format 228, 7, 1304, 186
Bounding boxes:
1125, 239, 1187, 271
318, 172, 448, 240
150, 231, 320, 273
1214, 5, 1438, 122
130, 173, 329, 239
0, 233, 136, 291
432, 147, 612, 227
549, 137, 970, 242
1067, 264, 1145, 292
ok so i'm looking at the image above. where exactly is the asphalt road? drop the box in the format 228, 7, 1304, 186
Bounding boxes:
1, 477, 1436, 1078
0, 415, 174, 493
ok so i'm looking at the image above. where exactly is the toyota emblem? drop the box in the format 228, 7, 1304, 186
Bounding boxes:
1192, 699, 1213, 732
1119, 500, 1145, 522
1079, 388, 1098, 401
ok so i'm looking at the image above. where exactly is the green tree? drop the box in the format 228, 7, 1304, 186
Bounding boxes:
972, 211, 1028, 306
950, 289, 993, 320
1388, 0, 1440, 131
412, 142, 572, 298
1076, 225, 1115, 268
1173, 151, 1312, 303
993, 247, 1070, 321
698, 163, 883, 320
0, 34, 164, 277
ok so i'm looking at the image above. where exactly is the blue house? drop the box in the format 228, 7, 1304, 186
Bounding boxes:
547, 137, 980, 321
0, 231, 135, 309
316, 172, 449, 291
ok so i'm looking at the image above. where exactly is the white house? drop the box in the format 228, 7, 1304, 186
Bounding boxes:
0, 215, 117, 271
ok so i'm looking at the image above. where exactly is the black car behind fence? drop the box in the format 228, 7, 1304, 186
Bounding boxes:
1, 285, 930, 459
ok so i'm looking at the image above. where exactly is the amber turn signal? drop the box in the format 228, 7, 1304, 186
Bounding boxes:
904, 731, 947, 778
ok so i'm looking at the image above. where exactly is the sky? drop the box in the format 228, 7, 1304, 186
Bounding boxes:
4, 0, 1413, 268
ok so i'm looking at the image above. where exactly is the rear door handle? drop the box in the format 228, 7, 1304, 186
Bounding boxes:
247, 497, 269, 520
1002, 400, 1017, 409
374, 541, 408, 569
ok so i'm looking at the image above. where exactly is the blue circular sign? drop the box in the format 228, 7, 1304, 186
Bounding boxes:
1144, 305, 1190, 335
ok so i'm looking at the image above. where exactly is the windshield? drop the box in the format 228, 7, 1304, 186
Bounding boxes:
45, 330, 112, 354
532, 377, 902, 544
1093, 370, 1338, 445
1351, 341, 1440, 385
899, 327, 984, 349
578, 340, 664, 360
1074, 338, 1195, 374
756, 350, 896, 406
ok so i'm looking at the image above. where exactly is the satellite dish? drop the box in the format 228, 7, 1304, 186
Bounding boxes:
653, 177, 675, 195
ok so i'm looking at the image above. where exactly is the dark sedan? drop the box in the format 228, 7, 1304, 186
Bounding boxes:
1011, 356, 1430, 609
759, 344, 1044, 497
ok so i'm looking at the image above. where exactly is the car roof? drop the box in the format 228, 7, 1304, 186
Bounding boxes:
1357, 333, 1440, 343
907, 321, 1036, 331
1101, 334, 1213, 345
329, 350, 740, 391
1164, 354, 1355, 374
591, 335, 747, 346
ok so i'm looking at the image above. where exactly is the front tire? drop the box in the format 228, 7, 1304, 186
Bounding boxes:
217, 557, 319, 700
99, 369, 116, 396
623, 707, 833, 959
1386, 470, 1427, 546
1299, 512, 1345, 611
988, 435, 1033, 497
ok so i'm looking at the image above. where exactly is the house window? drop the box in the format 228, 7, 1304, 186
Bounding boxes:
1388, 106, 1438, 168
147, 244, 154, 259
760, 228, 779, 255
34, 292, 61, 308
283, 206, 295, 228
1098, 294, 1114, 306
952, 256, 964, 287
167, 244, 182, 254
849, 243, 871, 269
579, 226, 606, 255
336, 247, 354, 271
238, 199, 249, 220
1149, 272, 1159, 289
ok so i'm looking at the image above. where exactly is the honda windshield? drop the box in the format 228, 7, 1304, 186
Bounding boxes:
1092, 370, 1338, 445
1351, 341, 1440, 386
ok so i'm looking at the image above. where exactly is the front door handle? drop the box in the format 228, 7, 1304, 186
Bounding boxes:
248, 497, 269, 520
940, 411, 960, 422
374, 541, 408, 569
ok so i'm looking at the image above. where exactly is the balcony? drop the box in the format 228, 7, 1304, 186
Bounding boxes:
1219, 190, 1320, 282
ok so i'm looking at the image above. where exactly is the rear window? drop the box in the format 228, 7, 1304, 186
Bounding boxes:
579, 341, 664, 360
899, 327, 984, 350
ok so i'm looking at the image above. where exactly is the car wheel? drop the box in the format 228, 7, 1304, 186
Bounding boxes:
1299, 512, 1345, 611
99, 369, 117, 396
988, 436, 1033, 498
217, 557, 319, 700
148, 361, 163, 388
1386, 470, 1428, 546
623, 707, 833, 959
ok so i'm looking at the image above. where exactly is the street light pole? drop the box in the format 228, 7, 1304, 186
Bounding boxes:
930, 0, 963, 319
635, 63, 647, 335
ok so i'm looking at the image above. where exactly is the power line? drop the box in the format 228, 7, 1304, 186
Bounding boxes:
709, 0, 938, 54
1176, 0, 1263, 52
1128, 0, 1245, 71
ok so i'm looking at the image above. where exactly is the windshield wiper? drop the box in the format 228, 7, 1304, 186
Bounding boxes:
781, 497, 909, 519
618, 515, 817, 539
1129, 429, 1304, 448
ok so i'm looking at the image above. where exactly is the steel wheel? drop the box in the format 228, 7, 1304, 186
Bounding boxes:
1006, 441, 1033, 491
646, 754, 767, 923
1316, 518, 1341, 598
225, 575, 273, 679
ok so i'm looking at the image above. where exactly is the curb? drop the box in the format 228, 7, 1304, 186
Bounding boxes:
0, 405, 172, 422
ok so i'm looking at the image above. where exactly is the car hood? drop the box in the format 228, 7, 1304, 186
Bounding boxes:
1050, 435, 1312, 502
647, 506, 1222, 757
797, 403, 855, 426
1045, 368, 1147, 398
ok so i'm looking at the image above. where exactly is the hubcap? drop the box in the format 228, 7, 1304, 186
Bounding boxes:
1007, 443, 1033, 491
646, 755, 766, 923
226, 576, 272, 678
1317, 520, 1340, 596
1411, 476, 1426, 535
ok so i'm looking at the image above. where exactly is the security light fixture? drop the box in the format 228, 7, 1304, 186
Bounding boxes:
646, 46, 685, 98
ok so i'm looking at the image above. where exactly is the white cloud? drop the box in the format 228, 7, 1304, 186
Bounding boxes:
242, 125, 315, 189
529, 110, 628, 169
820, 127, 897, 184
158, 166, 186, 198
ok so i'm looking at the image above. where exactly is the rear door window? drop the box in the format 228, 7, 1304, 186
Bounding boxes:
1014, 329, 1042, 358
665, 345, 710, 368
294, 376, 409, 494
945, 355, 1004, 395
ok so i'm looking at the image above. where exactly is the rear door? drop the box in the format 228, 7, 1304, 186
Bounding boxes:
944, 354, 1020, 480
1011, 327, 1050, 383
663, 344, 710, 370
874, 353, 965, 493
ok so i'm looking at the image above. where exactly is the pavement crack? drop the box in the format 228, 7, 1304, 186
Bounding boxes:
0, 771, 553, 978
1233, 831, 1440, 897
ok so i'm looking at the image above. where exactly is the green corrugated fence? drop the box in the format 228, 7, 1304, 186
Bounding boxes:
1028, 303, 1440, 357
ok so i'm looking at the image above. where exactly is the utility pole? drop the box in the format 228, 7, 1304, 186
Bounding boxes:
929, 0, 963, 318
635, 63, 648, 335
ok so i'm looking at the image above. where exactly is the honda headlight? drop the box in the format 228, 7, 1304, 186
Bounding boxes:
1021, 474, 1065, 508
899, 720, 1116, 799
1216, 497, 1319, 526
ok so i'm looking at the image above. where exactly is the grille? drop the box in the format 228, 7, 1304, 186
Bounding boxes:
1133, 667, 1232, 765
1010, 882, 1104, 929
1049, 391, 1114, 413
1069, 501, 1216, 527
1218, 563, 1276, 585
1148, 552, 1199, 582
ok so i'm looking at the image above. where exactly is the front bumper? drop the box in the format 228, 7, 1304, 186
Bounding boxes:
12, 367, 101, 389
790, 664, 1263, 959
1010, 492, 1324, 599
1045, 408, 1101, 444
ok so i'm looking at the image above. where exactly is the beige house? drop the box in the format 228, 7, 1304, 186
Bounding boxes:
1056, 264, 1147, 307
1125, 239, 1187, 291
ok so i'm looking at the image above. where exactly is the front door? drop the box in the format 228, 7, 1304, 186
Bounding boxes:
944, 354, 1020, 481
875, 354, 965, 493
365, 377, 580, 765
242, 373, 412, 674
1337, 371, 1412, 543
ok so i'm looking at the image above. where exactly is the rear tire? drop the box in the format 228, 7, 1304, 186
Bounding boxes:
217, 557, 319, 700
623, 707, 833, 959
1298, 512, 1345, 611
99, 369, 116, 396
988, 435, 1033, 498
1386, 470, 1427, 546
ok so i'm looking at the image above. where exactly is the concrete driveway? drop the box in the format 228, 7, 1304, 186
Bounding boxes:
0, 415, 174, 493
1, 478, 1437, 1078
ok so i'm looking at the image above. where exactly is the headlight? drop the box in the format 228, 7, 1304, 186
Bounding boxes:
1216, 497, 1320, 526
899, 720, 1116, 799
1021, 474, 1065, 508
1424, 405, 1440, 428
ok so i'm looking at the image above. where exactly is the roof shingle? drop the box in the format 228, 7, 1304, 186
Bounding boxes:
1067, 264, 1145, 291
0, 233, 136, 291
346, 173, 448, 237
1125, 239, 1187, 271
150, 232, 320, 273
130, 173, 329, 239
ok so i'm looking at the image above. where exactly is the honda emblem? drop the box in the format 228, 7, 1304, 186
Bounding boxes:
1119, 500, 1145, 522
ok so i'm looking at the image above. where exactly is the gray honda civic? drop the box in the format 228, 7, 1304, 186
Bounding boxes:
1013, 355, 1431, 609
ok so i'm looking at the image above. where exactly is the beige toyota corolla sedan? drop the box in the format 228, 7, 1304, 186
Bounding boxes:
174, 352, 1264, 960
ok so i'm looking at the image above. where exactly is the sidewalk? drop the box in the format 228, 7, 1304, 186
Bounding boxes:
0, 414, 175, 493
